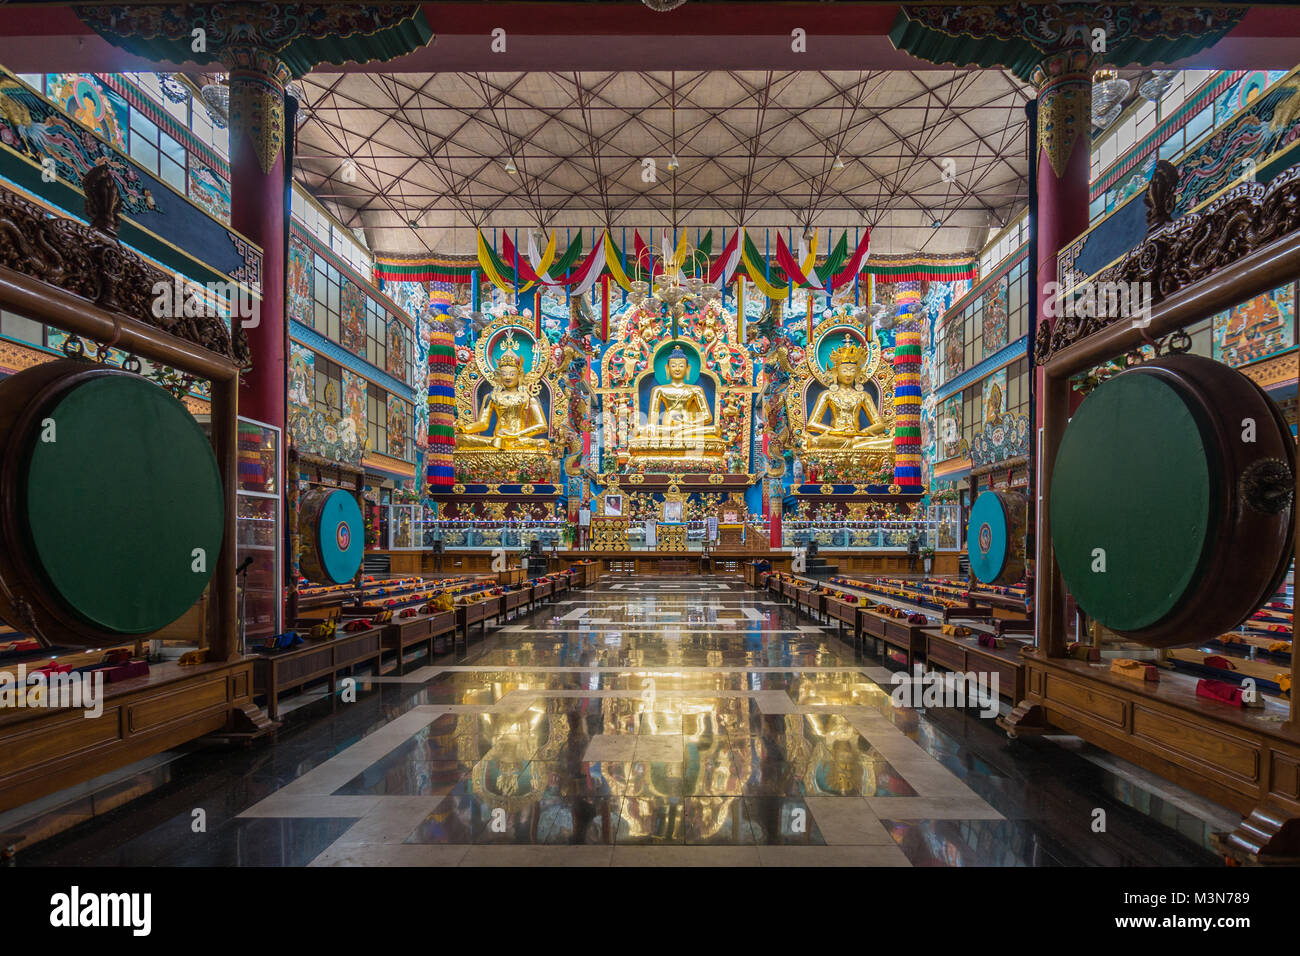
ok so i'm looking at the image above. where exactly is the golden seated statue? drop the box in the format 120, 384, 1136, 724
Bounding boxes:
803, 341, 893, 453
455, 351, 551, 452
628, 346, 726, 465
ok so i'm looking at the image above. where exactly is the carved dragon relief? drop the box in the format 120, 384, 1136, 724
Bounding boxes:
1036, 160, 1300, 363
0, 177, 252, 369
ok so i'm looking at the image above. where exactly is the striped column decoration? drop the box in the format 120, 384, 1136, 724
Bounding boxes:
892, 281, 924, 493
426, 287, 457, 489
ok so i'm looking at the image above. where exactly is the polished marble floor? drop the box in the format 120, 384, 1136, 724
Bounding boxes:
15, 578, 1228, 866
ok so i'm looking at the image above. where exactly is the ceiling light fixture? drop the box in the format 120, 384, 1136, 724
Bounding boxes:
1138, 69, 1178, 104
666, 153, 680, 172
832, 155, 845, 172
504, 157, 518, 175
1091, 69, 1132, 129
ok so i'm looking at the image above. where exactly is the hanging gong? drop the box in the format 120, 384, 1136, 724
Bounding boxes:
967, 489, 1028, 586
299, 488, 363, 585
1050, 354, 1294, 648
0, 359, 225, 644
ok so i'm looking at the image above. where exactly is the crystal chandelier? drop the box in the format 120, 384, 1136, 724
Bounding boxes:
199, 79, 229, 129
1138, 69, 1178, 104
1091, 69, 1132, 129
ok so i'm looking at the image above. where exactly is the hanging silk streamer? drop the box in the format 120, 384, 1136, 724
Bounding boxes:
741, 232, 786, 299
736, 275, 745, 342
891, 282, 924, 493
709, 228, 741, 288
426, 320, 457, 490
600, 275, 610, 342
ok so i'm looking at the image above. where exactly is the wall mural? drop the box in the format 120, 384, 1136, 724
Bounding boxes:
1174, 70, 1300, 217
0, 72, 156, 216
287, 235, 314, 326
982, 276, 1009, 355
342, 370, 366, 451
939, 395, 963, 461
187, 153, 230, 222
386, 392, 408, 458
45, 73, 128, 151
982, 368, 1007, 428
386, 316, 407, 381
1211, 281, 1296, 367
340, 278, 367, 356
944, 319, 965, 378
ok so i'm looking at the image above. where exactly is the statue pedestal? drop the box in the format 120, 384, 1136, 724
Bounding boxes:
625, 435, 727, 474
454, 448, 555, 483
799, 449, 895, 485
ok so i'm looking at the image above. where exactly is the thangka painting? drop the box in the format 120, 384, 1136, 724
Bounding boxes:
386, 317, 408, 385
982, 276, 1009, 355
342, 370, 367, 450
287, 236, 314, 326
944, 320, 965, 379
45, 73, 127, 151
187, 154, 230, 222
982, 368, 1007, 426
1212, 282, 1296, 367
340, 278, 367, 356
939, 394, 963, 460
288, 342, 314, 412
387, 393, 408, 458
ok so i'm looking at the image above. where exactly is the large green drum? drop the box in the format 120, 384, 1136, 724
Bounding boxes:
299, 488, 363, 585
0, 360, 225, 643
967, 489, 1027, 586
1050, 354, 1294, 647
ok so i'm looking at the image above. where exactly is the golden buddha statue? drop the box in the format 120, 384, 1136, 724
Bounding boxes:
628, 345, 725, 466
803, 339, 893, 452
456, 350, 550, 451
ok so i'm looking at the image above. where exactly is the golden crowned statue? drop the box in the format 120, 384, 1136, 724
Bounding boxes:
456, 349, 550, 451
803, 336, 893, 452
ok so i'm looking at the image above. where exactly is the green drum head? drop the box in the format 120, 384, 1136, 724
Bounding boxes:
23, 374, 224, 634
1050, 371, 1213, 633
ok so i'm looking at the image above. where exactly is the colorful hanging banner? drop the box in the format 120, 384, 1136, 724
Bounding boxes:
378, 230, 973, 290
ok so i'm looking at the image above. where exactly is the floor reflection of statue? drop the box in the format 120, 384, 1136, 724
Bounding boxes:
803, 339, 893, 452
456, 351, 550, 450
636, 346, 718, 441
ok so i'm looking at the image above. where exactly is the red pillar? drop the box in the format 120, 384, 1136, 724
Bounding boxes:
1031, 51, 1093, 625
1032, 52, 1093, 332
226, 48, 291, 434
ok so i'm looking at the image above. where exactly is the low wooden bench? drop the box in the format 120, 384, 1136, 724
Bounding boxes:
503, 588, 530, 618
941, 601, 1034, 635
859, 608, 928, 668
794, 584, 825, 622
824, 595, 867, 656
921, 627, 1028, 702
382, 610, 457, 674
253, 626, 385, 721
456, 596, 503, 653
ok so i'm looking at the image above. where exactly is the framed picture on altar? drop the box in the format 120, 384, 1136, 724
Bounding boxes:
722, 510, 739, 523
662, 500, 683, 523
603, 494, 623, 517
